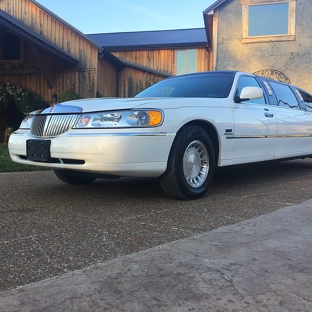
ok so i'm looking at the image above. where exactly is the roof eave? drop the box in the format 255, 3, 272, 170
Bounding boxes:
0, 10, 79, 65
118, 58, 172, 78
204, 0, 228, 14
203, 12, 211, 47
100, 49, 124, 71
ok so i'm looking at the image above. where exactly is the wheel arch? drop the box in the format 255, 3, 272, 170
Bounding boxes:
175, 120, 220, 165
160, 121, 218, 199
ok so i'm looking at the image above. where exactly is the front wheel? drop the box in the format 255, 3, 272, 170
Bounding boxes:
54, 169, 96, 185
160, 125, 216, 200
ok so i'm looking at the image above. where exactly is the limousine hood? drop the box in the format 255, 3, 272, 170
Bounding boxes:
38, 98, 166, 115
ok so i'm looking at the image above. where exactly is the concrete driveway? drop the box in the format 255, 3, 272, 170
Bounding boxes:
1, 159, 312, 294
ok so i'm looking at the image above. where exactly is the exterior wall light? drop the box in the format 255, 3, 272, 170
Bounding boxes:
52, 94, 58, 103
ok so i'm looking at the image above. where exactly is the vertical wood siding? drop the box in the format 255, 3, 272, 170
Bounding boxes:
112, 48, 208, 75
0, 0, 107, 102
117, 67, 164, 98
97, 57, 117, 97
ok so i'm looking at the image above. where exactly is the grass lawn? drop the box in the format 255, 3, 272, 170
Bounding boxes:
0, 144, 46, 173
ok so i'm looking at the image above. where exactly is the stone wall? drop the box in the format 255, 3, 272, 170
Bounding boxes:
215, 0, 312, 92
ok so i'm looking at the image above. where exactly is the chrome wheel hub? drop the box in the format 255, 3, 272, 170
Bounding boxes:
183, 140, 209, 188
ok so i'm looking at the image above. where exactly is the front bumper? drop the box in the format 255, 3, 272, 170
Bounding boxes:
9, 129, 175, 178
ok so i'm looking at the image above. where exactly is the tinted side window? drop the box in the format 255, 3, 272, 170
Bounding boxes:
236, 76, 265, 104
297, 89, 312, 111
269, 81, 299, 109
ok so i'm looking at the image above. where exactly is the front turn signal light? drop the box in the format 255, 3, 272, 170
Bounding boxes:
147, 110, 163, 126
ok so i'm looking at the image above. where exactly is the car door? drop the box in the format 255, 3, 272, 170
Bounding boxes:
268, 81, 312, 158
232, 75, 278, 164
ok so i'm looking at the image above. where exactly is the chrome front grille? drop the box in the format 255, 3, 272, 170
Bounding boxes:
31, 114, 79, 138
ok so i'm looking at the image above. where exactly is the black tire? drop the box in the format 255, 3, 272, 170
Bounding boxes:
160, 125, 216, 200
54, 169, 96, 185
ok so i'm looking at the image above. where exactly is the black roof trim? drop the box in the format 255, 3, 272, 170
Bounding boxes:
28, 0, 102, 50
100, 49, 124, 70
118, 58, 172, 78
0, 9, 79, 65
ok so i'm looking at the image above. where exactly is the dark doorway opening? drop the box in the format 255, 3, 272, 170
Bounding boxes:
0, 99, 7, 143
0, 97, 25, 143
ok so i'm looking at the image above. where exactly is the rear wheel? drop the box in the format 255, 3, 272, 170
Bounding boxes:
54, 169, 96, 185
160, 125, 216, 200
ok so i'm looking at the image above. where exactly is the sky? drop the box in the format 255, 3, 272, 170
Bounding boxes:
35, 0, 215, 34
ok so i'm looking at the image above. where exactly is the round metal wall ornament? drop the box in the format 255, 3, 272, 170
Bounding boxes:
253, 69, 291, 84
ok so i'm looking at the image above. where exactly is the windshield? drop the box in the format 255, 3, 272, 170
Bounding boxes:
135, 73, 235, 98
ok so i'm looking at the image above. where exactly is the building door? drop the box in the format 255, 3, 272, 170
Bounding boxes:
0, 95, 25, 143
0, 98, 8, 143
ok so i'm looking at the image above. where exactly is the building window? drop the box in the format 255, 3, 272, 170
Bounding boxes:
241, 0, 296, 44
249, 3, 288, 36
1, 32, 22, 61
176, 50, 197, 75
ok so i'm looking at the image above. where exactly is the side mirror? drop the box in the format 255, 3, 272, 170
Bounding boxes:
234, 86, 263, 103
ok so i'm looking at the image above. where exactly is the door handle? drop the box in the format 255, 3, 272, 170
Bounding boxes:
264, 108, 274, 118
264, 112, 274, 118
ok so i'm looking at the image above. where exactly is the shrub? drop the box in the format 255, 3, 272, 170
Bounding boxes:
0, 83, 46, 114
59, 90, 80, 102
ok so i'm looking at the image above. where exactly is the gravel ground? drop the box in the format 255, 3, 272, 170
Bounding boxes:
1, 158, 312, 291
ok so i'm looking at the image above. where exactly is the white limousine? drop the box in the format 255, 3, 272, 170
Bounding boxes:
9, 71, 312, 199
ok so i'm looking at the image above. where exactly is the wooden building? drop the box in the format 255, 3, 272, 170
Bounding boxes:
0, 0, 120, 142
88, 28, 209, 97
0, 0, 122, 100
0, 1, 209, 142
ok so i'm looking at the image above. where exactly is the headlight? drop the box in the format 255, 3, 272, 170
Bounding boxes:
74, 110, 163, 128
19, 115, 35, 129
